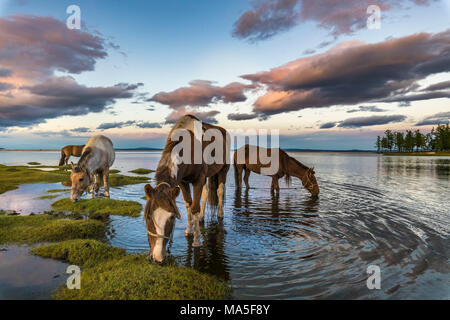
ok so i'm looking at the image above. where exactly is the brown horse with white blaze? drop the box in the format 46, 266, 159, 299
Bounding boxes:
59, 145, 84, 166
144, 115, 230, 262
234, 144, 319, 197
70, 136, 115, 202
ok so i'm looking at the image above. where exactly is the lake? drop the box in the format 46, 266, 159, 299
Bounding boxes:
0, 150, 449, 299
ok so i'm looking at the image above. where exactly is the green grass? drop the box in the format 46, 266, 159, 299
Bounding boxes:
27, 162, 41, 165
32, 239, 230, 300
31, 239, 125, 268
0, 214, 105, 244
47, 189, 70, 193
0, 164, 149, 195
110, 169, 120, 174
383, 151, 450, 156
130, 168, 154, 175
37, 194, 59, 200
51, 198, 142, 217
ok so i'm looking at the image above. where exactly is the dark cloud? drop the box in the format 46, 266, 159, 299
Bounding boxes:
97, 120, 162, 130
338, 115, 407, 128
422, 80, 450, 91
239, 30, 450, 117
227, 113, 259, 121
0, 15, 142, 128
232, 0, 434, 42
0, 68, 12, 77
347, 106, 386, 113
416, 112, 450, 126
70, 127, 91, 133
135, 122, 162, 129
319, 122, 337, 129
165, 108, 220, 124
97, 121, 136, 130
150, 80, 256, 109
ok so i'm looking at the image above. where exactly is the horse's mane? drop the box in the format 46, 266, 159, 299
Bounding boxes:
288, 155, 310, 170
77, 147, 92, 168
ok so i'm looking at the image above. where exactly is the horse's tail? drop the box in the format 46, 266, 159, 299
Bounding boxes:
207, 174, 219, 212
58, 149, 66, 166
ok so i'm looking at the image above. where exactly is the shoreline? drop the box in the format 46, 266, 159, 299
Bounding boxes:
382, 151, 450, 156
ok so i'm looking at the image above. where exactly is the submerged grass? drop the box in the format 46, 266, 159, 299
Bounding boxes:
32, 239, 231, 300
46, 189, 70, 193
51, 198, 142, 217
130, 168, 154, 175
0, 164, 149, 195
37, 194, 59, 200
0, 214, 105, 244
27, 162, 41, 165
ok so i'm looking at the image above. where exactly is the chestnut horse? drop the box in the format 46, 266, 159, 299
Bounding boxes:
234, 144, 319, 196
59, 145, 85, 166
70, 136, 115, 202
144, 115, 230, 262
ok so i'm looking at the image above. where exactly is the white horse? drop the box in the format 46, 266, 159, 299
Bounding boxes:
70, 135, 115, 202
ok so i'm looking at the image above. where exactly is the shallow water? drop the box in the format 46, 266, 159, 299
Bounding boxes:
0, 151, 449, 299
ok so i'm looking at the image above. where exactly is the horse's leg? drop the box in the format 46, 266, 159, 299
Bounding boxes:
103, 168, 110, 198
217, 169, 228, 219
235, 164, 244, 189
179, 183, 193, 236
271, 176, 277, 194
199, 184, 208, 222
274, 176, 280, 194
65, 152, 70, 165
244, 168, 251, 189
89, 173, 97, 199
191, 176, 206, 247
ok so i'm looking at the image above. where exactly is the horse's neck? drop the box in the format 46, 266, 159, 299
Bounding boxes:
155, 150, 178, 187
286, 157, 307, 179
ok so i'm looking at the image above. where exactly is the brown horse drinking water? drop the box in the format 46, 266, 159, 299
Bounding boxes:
144, 115, 230, 262
59, 145, 85, 166
234, 144, 319, 197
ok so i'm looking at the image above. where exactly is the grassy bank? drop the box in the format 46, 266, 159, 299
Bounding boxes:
0, 214, 105, 244
51, 198, 142, 217
32, 239, 231, 300
130, 168, 154, 175
383, 151, 450, 156
0, 164, 149, 195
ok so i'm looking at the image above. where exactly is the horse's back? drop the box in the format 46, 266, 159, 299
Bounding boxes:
84, 135, 115, 167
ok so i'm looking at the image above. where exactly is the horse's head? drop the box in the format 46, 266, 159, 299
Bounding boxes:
302, 167, 320, 197
144, 183, 181, 263
70, 162, 90, 202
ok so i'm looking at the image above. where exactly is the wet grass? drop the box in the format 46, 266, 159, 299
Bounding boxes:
130, 168, 154, 174
51, 198, 142, 217
37, 194, 59, 200
32, 239, 231, 300
0, 164, 149, 195
46, 189, 70, 193
0, 214, 105, 244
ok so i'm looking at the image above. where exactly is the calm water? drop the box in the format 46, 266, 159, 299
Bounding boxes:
0, 151, 449, 299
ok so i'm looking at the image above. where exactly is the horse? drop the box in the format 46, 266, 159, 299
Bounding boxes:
70, 135, 115, 202
59, 145, 85, 166
144, 115, 230, 262
233, 144, 319, 197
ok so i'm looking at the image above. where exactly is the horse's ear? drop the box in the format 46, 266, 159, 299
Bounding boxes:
170, 186, 180, 200
144, 184, 154, 200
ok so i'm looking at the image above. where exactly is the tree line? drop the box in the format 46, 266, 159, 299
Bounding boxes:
376, 124, 450, 153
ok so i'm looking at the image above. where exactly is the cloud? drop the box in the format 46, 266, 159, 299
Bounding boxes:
71, 127, 91, 133
165, 108, 220, 124
240, 30, 450, 117
97, 121, 136, 130
319, 122, 337, 129
416, 112, 450, 126
97, 120, 163, 130
422, 80, 450, 91
338, 115, 407, 128
0, 15, 142, 128
347, 105, 386, 113
150, 80, 256, 109
232, 0, 434, 42
227, 112, 260, 121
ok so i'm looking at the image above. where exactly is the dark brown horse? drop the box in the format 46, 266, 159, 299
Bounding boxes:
144, 115, 230, 262
59, 145, 84, 166
234, 144, 319, 196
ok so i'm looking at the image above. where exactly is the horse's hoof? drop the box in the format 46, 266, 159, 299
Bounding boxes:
192, 240, 202, 248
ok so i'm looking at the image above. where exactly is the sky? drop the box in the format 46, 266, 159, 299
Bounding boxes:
0, 0, 449, 150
